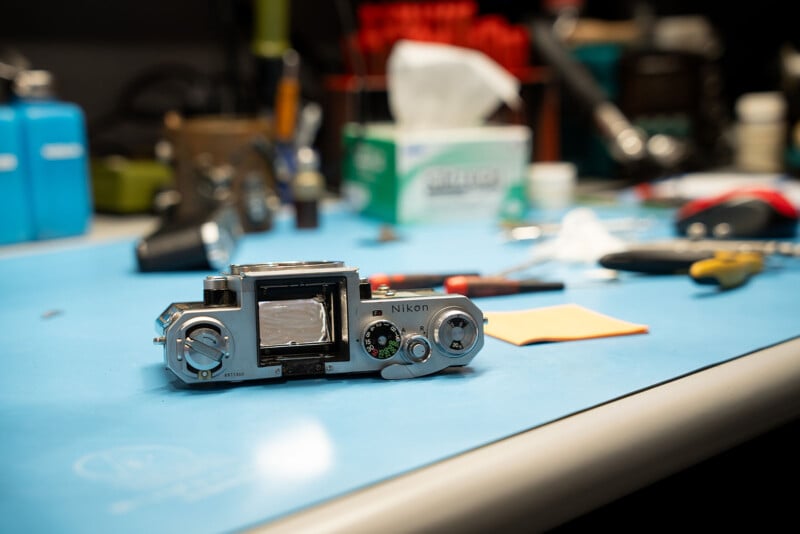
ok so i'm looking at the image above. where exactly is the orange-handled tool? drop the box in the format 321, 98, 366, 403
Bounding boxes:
273, 49, 300, 143
444, 275, 564, 298
369, 272, 479, 290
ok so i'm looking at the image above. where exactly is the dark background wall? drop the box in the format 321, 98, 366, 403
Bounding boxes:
3, 2, 797, 108
2, 0, 799, 158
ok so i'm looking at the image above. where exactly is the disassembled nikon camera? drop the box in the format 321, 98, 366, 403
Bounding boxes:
155, 261, 484, 383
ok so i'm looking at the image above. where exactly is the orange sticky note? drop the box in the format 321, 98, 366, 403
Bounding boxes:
484, 303, 648, 346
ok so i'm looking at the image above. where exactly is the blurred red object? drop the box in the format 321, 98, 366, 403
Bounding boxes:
346, 1, 529, 77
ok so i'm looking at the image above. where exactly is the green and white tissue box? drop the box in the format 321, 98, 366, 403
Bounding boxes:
342, 122, 531, 224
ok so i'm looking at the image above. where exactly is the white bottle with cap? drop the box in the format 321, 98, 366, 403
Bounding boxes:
734, 91, 787, 173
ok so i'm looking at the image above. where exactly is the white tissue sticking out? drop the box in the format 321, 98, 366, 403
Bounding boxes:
387, 40, 522, 129
532, 208, 628, 264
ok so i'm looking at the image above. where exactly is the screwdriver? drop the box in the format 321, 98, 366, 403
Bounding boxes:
444, 275, 564, 298
637, 238, 800, 257
599, 247, 766, 289
599, 249, 715, 274
368, 272, 480, 290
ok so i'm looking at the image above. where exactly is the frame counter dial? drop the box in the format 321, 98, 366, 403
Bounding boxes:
433, 309, 479, 356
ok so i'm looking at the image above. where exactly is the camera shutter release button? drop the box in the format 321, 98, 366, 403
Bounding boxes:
405, 335, 431, 363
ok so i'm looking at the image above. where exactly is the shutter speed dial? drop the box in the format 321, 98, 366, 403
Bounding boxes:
363, 320, 402, 360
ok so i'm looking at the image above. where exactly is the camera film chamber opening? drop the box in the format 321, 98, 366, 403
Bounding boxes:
258, 297, 331, 346
255, 277, 349, 368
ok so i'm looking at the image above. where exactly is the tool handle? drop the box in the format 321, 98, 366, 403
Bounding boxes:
444, 276, 564, 298
273, 49, 300, 143
599, 250, 714, 274
369, 272, 480, 290
689, 251, 764, 289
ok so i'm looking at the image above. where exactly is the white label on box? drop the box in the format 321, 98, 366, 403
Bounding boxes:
396, 134, 528, 222
41, 142, 84, 161
400, 163, 512, 222
423, 166, 502, 196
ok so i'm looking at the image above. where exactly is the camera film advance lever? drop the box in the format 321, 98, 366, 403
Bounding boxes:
154, 261, 485, 383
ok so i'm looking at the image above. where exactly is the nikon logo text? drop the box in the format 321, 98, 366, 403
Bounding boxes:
392, 304, 429, 313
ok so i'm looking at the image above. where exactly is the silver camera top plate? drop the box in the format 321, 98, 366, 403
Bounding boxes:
155, 261, 484, 383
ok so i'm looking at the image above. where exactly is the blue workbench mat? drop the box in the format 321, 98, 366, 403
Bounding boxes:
1, 205, 798, 533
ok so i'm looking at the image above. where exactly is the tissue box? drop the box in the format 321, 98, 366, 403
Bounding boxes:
343, 122, 531, 223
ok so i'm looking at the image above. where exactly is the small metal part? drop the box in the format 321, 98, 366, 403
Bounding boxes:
647, 134, 687, 169
358, 225, 403, 247
640, 238, 800, 258
686, 222, 707, 240
594, 103, 648, 163
372, 284, 395, 297
230, 260, 342, 274
712, 222, 732, 239
377, 225, 400, 243
203, 275, 236, 306
204, 276, 227, 290
295, 102, 323, 149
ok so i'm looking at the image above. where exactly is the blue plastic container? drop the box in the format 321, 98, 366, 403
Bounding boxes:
13, 70, 91, 240
0, 104, 34, 245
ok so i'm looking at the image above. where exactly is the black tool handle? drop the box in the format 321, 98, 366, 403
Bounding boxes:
599, 250, 714, 274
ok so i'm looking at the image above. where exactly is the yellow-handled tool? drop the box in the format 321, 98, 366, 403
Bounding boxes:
689, 251, 764, 289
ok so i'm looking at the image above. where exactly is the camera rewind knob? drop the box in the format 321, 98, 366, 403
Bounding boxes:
183, 326, 226, 374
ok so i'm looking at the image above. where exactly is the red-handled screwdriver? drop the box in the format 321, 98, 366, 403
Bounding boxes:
444, 275, 565, 298
369, 272, 480, 290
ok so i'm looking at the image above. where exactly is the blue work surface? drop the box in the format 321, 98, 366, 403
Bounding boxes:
1, 205, 799, 533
